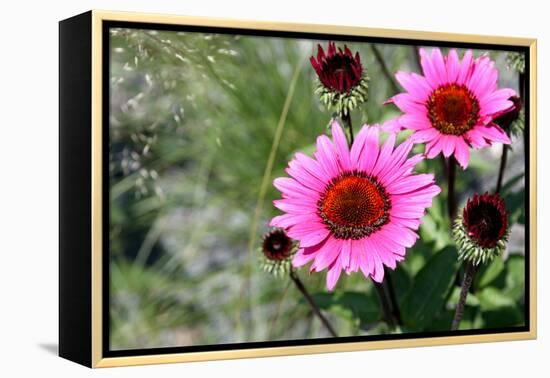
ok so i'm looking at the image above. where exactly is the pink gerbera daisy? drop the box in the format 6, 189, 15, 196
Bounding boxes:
385, 48, 515, 168
270, 122, 441, 290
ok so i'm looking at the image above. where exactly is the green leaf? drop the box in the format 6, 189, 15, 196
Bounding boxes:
475, 256, 526, 329
400, 238, 438, 277
503, 188, 525, 224
476, 257, 505, 290
308, 291, 380, 330
401, 246, 459, 329
419, 195, 450, 249
481, 306, 524, 328
504, 255, 526, 301
478, 287, 516, 310
501, 172, 525, 195
390, 266, 413, 305
478, 287, 524, 328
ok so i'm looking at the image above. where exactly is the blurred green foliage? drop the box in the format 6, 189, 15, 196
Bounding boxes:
108, 28, 526, 350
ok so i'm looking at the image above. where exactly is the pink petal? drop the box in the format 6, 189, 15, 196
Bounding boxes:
389, 205, 427, 220
399, 114, 432, 131
381, 117, 402, 133
292, 247, 316, 267
331, 120, 352, 170
446, 49, 460, 83
371, 133, 396, 177
419, 48, 441, 88
341, 239, 352, 272
382, 153, 425, 187
431, 48, 448, 85
326, 256, 343, 291
287, 222, 329, 248
378, 224, 418, 248
359, 241, 374, 279
391, 216, 422, 230
348, 239, 361, 273
472, 63, 498, 100
480, 88, 516, 106
395, 71, 432, 100
481, 98, 514, 117
391, 93, 427, 114
425, 136, 445, 159
294, 152, 328, 183
392, 185, 441, 207
412, 127, 440, 143
377, 138, 414, 185
465, 128, 491, 148
387, 173, 435, 195
474, 124, 512, 145
273, 177, 319, 199
286, 159, 326, 193
314, 135, 340, 178
453, 137, 470, 169
270, 213, 321, 228
371, 251, 385, 283
273, 199, 314, 214
441, 135, 456, 157
365, 235, 398, 276
353, 124, 380, 173
311, 236, 342, 272
457, 50, 474, 85
467, 57, 493, 98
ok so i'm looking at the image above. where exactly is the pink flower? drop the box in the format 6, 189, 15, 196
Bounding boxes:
385, 48, 515, 169
270, 122, 440, 290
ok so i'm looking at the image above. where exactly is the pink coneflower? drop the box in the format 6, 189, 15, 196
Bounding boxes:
270, 121, 440, 290
385, 48, 515, 168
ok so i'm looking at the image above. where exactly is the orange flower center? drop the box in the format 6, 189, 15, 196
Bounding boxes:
318, 172, 390, 239
427, 84, 480, 135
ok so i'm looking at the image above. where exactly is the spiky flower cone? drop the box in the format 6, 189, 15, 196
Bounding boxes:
453, 192, 510, 265
259, 228, 297, 277
310, 42, 369, 116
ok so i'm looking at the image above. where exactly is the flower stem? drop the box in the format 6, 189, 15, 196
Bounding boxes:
451, 262, 478, 330
342, 112, 354, 144
447, 156, 457, 221
289, 270, 338, 337
342, 112, 402, 328
384, 268, 403, 326
371, 44, 399, 94
374, 282, 396, 329
496, 144, 509, 194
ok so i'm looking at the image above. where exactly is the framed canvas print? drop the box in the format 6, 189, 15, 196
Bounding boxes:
59, 10, 537, 368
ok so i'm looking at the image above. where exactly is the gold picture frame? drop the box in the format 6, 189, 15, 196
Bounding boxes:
59, 9, 537, 368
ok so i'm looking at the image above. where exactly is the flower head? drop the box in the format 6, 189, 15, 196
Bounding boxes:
453, 192, 509, 265
310, 42, 369, 116
494, 95, 524, 137
259, 228, 296, 276
385, 48, 515, 169
270, 121, 440, 290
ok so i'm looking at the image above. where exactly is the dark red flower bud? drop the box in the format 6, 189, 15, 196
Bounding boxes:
310, 42, 364, 94
462, 192, 508, 248
261, 229, 293, 261
494, 96, 522, 129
